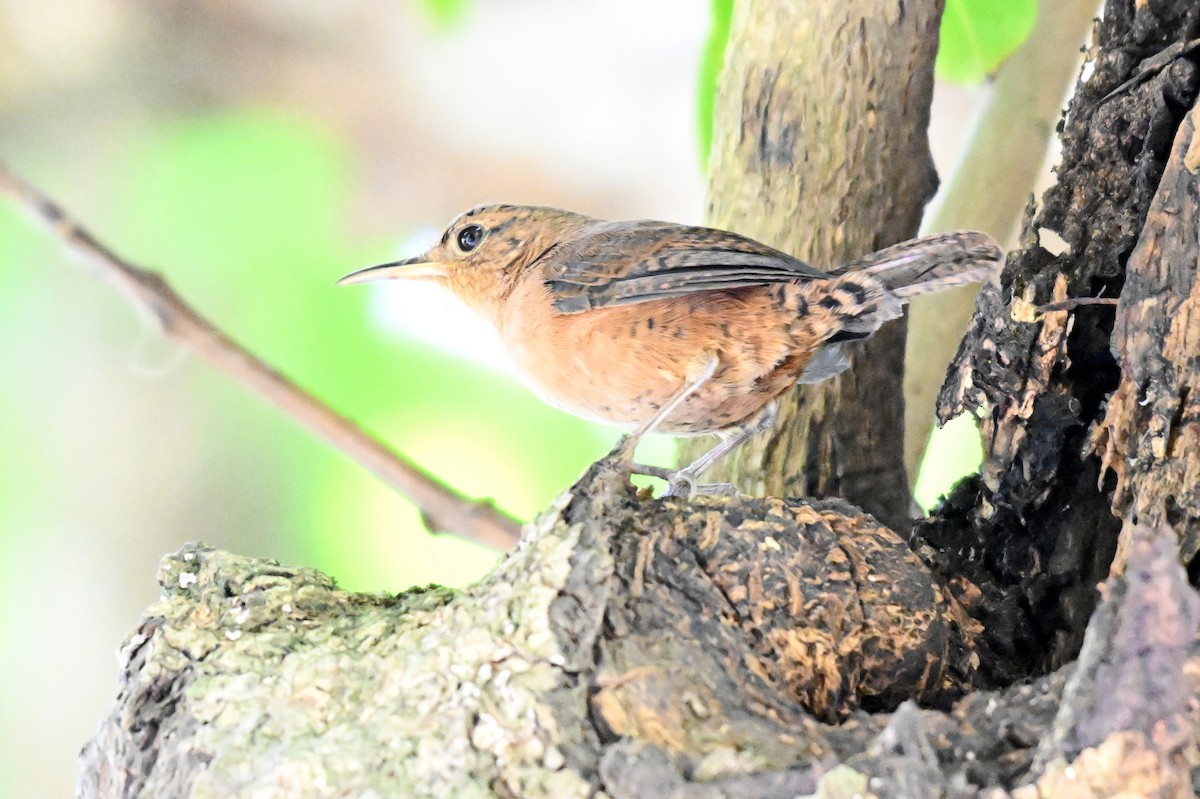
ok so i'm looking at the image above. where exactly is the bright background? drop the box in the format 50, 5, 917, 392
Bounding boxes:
0, 1, 1034, 794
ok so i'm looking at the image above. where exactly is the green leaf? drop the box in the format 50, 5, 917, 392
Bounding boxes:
415, 0, 472, 31
697, 0, 734, 168
937, 0, 1037, 84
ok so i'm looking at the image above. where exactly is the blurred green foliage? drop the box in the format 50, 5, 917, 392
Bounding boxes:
937, 0, 1038, 83
415, 0, 473, 31
64, 110, 636, 590
697, 0, 734, 167
913, 413, 984, 513
0, 199, 61, 544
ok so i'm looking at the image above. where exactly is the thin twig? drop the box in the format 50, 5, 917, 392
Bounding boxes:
0, 162, 522, 551
1036, 297, 1119, 313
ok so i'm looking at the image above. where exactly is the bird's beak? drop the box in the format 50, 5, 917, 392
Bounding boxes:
337, 256, 449, 286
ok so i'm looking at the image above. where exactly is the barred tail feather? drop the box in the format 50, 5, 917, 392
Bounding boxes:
835, 231, 1003, 301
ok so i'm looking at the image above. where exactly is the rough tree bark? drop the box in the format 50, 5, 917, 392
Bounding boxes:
903, 0, 1101, 480
79, 1, 1200, 798
682, 0, 942, 532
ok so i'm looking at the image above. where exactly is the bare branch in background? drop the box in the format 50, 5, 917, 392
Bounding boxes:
0, 163, 522, 551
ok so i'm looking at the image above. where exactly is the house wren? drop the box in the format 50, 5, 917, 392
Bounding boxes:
340, 204, 1002, 494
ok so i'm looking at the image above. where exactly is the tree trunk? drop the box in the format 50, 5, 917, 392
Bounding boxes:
683, 1, 942, 532
79, 1, 1200, 797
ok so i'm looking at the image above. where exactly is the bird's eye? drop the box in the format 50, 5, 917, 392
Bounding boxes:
457, 224, 485, 253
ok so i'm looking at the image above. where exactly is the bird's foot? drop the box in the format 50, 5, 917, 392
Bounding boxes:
662, 470, 738, 498
664, 470, 698, 498
626, 464, 737, 498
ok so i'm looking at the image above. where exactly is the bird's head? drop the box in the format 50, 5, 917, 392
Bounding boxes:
339, 204, 590, 323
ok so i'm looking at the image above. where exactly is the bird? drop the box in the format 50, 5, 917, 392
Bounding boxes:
339, 204, 1002, 495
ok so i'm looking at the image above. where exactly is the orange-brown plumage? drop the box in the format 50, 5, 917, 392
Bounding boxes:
340, 204, 1002, 484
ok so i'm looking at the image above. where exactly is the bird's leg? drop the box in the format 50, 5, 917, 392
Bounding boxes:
613, 354, 719, 467
663, 401, 778, 497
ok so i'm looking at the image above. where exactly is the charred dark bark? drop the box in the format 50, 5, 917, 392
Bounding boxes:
914, 0, 1200, 687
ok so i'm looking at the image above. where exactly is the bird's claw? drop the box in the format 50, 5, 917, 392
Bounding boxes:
664, 471, 697, 498
624, 461, 741, 498
626, 459, 698, 497
662, 472, 737, 498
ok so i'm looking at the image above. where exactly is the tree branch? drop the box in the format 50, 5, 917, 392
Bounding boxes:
0, 163, 522, 551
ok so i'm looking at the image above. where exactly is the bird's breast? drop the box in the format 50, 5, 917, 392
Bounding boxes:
498, 283, 812, 434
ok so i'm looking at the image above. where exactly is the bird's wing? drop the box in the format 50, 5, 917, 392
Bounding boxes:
543, 221, 830, 313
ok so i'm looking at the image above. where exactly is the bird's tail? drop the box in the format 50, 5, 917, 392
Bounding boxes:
834, 231, 1003, 301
